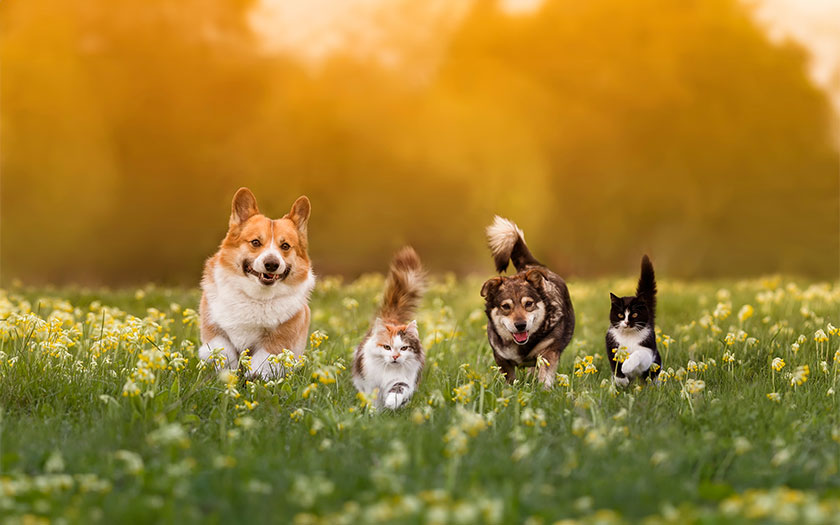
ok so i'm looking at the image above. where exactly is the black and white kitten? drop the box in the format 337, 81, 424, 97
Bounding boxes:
606, 255, 661, 386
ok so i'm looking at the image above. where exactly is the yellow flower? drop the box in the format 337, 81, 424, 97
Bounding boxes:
613, 347, 629, 363
738, 304, 754, 323
722, 351, 735, 364
814, 329, 829, 343
556, 374, 570, 387
771, 357, 785, 371
790, 364, 809, 386
302, 383, 318, 399
766, 392, 781, 403
309, 330, 329, 349
452, 382, 474, 404
290, 408, 304, 422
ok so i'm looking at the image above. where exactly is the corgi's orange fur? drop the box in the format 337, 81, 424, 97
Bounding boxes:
198, 187, 315, 379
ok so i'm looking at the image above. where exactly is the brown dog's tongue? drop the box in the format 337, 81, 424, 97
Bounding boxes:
513, 331, 528, 343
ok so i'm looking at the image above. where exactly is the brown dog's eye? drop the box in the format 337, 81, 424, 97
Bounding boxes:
523, 300, 534, 309
250, 239, 261, 247
280, 242, 291, 251
500, 303, 511, 312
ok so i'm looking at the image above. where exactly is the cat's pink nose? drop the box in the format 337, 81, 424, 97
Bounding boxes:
392, 353, 401, 361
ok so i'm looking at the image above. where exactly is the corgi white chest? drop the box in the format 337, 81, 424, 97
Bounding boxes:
205, 265, 315, 352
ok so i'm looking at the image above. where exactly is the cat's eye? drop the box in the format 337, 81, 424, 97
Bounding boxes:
632, 313, 638, 318
400, 346, 408, 351
383, 345, 391, 351
618, 313, 624, 318
250, 239, 261, 247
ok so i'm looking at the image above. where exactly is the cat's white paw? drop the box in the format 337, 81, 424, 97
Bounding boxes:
384, 392, 405, 410
614, 376, 630, 387
621, 355, 642, 377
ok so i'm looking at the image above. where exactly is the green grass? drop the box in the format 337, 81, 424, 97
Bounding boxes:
1, 276, 839, 524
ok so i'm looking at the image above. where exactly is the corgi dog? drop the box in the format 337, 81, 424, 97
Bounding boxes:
481, 216, 575, 389
353, 247, 426, 410
198, 187, 315, 379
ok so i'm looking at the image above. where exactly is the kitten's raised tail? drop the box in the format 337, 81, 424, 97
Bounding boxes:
380, 246, 426, 324
486, 216, 541, 273
636, 255, 657, 321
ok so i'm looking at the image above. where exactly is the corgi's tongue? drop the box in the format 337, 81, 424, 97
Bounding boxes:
512, 331, 529, 344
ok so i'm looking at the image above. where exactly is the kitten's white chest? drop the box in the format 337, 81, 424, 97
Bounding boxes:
610, 326, 652, 354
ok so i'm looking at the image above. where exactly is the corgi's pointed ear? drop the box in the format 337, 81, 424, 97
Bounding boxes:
230, 187, 259, 227
288, 196, 311, 237
406, 320, 419, 337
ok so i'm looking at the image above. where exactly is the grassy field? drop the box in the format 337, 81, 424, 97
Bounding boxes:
1, 275, 839, 524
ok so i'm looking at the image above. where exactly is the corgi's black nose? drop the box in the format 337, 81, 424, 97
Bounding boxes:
264, 259, 280, 272
514, 321, 527, 331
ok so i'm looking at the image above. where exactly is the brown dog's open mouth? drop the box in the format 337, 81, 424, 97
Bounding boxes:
512, 331, 529, 345
243, 262, 291, 285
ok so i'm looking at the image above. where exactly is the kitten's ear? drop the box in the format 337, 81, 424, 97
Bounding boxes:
372, 317, 386, 332
405, 320, 419, 337
524, 268, 545, 289
609, 292, 620, 303
480, 277, 502, 298
230, 187, 260, 227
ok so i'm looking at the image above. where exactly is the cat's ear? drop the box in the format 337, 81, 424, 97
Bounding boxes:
609, 292, 620, 303
372, 317, 386, 332
524, 268, 545, 289
405, 320, 419, 337
480, 277, 502, 298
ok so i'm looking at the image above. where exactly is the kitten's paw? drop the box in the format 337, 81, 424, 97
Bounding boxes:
614, 376, 630, 387
621, 355, 641, 377
384, 392, 405, 410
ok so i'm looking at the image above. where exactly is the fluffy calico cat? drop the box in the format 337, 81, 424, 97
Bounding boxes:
352, 247, 426, 409
606, 255, 661, 386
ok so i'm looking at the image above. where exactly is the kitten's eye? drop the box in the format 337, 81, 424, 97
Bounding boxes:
250, 239, 261, 247
632, 312, 638, 318
280, 242, 291, 251
401, 346, 408, 351
618, 313, 624, 318
383, 345, 391, 351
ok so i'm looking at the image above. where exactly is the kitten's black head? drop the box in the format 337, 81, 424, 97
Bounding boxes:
609, 293, 650, 329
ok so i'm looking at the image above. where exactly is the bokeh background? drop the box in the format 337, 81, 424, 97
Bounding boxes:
2, 0, 839, 285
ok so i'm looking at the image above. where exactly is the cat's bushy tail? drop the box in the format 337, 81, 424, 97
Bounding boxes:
636, 255, 657, 321
486, 216, 542, 273
380, 246, 426, 324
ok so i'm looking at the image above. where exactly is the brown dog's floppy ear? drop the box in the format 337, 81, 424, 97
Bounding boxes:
230, 187, 259, 227
480, 277, 502, 298
524, 268, 545, 289
287, 196, 311, 238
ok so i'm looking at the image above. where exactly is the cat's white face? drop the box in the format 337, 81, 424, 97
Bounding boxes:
371, 318, 421, 366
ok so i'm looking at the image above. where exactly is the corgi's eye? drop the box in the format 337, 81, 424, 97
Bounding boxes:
383, 345, 391, 351
250, 239, 261, 247
280, 242, 291, 251
632, 312, 638, 318
618, 313, 624, 318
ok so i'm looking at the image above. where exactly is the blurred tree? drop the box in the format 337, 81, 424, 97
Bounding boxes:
1, 0, 837, 284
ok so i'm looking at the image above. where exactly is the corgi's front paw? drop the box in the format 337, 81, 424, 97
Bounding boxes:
248, 349, 280, 380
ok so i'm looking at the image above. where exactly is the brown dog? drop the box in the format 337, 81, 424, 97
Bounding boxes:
481, 217, 575, 388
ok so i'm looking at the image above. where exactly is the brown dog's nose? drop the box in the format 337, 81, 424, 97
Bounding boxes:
514, 321, 527, 331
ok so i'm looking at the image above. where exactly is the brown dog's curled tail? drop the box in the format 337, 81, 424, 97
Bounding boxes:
380, 246, 426, 324
486, 216, 542, 273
